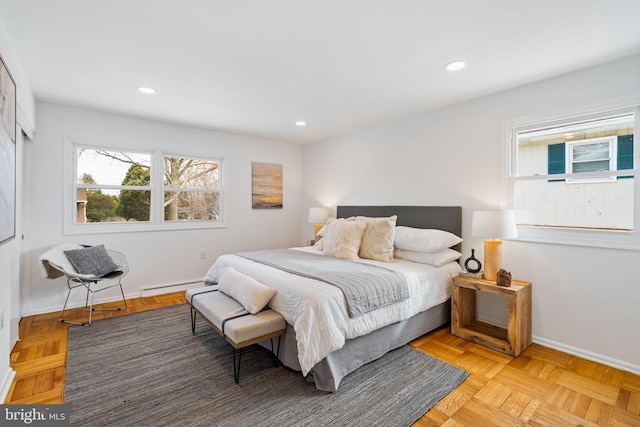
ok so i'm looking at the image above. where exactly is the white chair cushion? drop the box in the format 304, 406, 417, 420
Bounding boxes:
39, 243, 84, 278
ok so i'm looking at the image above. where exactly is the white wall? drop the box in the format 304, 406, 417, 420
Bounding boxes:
301, 54, 640, 374
0, 16, 36, 402
24, 103, 302, 316
0, 21, 35, 136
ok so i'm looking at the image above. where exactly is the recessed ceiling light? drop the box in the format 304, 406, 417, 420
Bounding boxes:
445, 61, 466, 71
295, 121, 307, 126
137, 86, 156, 94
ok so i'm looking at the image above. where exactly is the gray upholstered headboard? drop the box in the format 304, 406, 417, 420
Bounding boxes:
336, 205, 462, 252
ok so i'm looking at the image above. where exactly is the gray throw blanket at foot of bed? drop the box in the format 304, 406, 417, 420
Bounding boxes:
235, 249, 409, 317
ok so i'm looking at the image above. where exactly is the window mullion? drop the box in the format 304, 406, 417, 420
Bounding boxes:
153, 151, 164, 225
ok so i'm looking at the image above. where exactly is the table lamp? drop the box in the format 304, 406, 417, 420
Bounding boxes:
471, 210, 518, 281
308, 207, 330, 242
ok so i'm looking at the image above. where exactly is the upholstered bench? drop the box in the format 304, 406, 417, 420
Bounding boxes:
186, 277, 285, 384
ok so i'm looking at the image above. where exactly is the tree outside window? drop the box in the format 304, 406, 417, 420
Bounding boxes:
164, 156, 220, 221
73, 145, 222, 227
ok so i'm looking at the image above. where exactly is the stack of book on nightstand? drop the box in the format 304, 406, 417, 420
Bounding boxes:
459, 270, 484, 279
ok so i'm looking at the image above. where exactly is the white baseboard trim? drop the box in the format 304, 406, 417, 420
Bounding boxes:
1, 368, 16, 403
476, 316, 640, 375
23, 280, 204, 317
533, 335, 640, 375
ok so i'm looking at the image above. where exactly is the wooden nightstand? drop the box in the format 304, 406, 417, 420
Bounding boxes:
451, 275, 532, 357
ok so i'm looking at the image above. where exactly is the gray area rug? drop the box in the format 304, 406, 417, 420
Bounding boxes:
65, 304, 469, 426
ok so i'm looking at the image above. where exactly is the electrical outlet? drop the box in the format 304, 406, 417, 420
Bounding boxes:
200, 250, 206, 259
0, 309, 4, 330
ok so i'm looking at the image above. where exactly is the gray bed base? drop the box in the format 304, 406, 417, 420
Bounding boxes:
261, 299, 450, 392
260, 205, 462, 391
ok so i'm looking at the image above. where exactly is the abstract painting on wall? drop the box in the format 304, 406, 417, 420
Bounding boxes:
0, 54, 16, 245
252, 162, 283, 209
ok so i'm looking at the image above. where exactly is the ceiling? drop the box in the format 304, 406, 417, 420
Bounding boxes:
1, 1, 639, 144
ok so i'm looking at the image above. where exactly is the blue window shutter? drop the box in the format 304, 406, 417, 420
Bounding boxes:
548, 143, 565, 182
618, 134, 633, 179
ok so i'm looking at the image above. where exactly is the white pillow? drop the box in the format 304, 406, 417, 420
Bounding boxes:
394, 226, 462, 252
318, 217, 338, 251
394, 248, 461, 267
313, 218, 334, 249
218, 267, 276, 314
322, 218, 367, 260
316, 224, 328, 237
356, 215, 397, 262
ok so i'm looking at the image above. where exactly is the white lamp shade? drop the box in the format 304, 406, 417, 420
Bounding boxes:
471, 210, 518, 239
308, 207, 330, 224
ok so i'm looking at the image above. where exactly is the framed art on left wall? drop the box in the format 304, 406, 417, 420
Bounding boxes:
0, 53, 17, 245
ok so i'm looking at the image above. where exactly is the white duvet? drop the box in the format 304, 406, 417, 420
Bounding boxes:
204, 246, 460, 375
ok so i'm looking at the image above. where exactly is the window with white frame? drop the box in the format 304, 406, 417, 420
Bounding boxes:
506, 107, 638, 250
65, 139, 224, 234
163, 155, 221, 221
566, 136, 617, 182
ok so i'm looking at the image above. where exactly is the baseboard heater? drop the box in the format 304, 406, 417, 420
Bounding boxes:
140, 280, 203, 297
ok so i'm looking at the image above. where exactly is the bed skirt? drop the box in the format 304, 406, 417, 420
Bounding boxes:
260, 299, 451, 392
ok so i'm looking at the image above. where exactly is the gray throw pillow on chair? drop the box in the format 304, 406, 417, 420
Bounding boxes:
64, 245, 119, 277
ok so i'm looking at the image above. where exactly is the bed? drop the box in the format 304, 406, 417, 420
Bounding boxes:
204, 205, 462, 391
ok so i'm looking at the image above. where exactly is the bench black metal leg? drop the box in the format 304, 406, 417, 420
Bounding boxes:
233, 348, 243, 384
270, 336, 282, 368
190, 307, 197, 334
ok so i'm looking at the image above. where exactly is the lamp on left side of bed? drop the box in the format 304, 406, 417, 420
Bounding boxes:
308, 207, 331, 242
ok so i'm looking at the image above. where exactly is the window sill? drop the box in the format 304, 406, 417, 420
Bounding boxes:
64, 221, 228, 235
515, 225, 640, 251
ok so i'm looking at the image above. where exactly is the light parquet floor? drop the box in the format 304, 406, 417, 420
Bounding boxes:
5, 293, 640, 426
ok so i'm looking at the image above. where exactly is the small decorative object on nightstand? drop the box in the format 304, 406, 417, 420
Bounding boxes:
451, 275, 532, 357
459, 271, 484, 279
463, 249, 482, 273
496, 269, 512, 287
